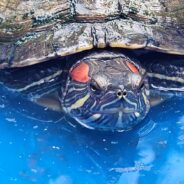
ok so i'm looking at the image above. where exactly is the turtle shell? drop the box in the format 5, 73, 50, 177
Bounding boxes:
0, 0, 184, 68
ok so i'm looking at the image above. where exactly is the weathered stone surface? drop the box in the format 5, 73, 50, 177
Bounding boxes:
0, 0, 184, 68
0, 0, 71, 38
0, 0, 184, 37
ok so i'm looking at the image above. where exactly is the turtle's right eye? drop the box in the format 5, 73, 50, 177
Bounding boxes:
90, 80, 101, 95
139, 82, 145, 90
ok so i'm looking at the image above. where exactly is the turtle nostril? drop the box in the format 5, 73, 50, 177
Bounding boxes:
116, 90, 123, 98
117, 91, 122, 96
116, 89, 127, 98
122, 91, 127, 97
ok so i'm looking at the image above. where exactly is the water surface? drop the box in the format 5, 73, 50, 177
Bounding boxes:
0, 83, 184, 184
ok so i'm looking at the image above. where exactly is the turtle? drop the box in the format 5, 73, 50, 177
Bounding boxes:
0, 0, 184, 131
1, 50, 184, 131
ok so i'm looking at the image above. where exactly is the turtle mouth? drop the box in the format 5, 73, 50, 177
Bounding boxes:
92, 107, 136, 114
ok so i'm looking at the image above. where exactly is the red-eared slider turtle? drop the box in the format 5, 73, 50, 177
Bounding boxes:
0, 0, 184, 131
1, 51, 184, 131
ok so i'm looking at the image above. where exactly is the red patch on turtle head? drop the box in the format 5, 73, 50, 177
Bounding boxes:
126, 61, 139, 74
70, 62, 90, 83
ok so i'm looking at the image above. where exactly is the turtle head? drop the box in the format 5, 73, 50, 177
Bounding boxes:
60, 52, 150, 131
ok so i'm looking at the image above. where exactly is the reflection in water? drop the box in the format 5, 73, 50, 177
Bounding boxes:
0, 86, 184, 184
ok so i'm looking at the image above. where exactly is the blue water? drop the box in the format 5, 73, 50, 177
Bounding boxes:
0, 84, 184, 184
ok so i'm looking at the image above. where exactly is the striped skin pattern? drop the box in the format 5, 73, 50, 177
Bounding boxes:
147, 63, 184, 96
60, 52, 150, 131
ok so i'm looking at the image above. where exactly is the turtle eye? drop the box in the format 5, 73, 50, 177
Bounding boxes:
90, 80, 101, 94
139, 82, 145, 90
